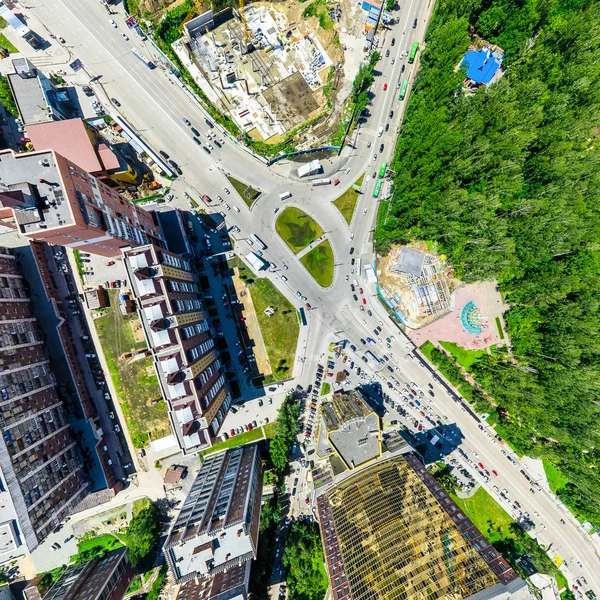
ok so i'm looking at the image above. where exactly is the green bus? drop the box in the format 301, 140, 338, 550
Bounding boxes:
373, 178, 383, 198
408, 41, 419, 64
398, 78, 408, 101
379, 163, 387, 178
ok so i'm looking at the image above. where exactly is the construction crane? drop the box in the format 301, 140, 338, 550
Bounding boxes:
238, 0, 249, 45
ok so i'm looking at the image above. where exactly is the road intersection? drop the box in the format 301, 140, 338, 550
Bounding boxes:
17, 0, 600, 593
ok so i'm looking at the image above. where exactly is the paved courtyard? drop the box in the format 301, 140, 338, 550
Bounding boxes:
409, 281, 508, 350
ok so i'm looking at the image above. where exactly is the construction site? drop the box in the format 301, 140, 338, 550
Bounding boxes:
171, 0, 376, 145
377, 244, 457, 329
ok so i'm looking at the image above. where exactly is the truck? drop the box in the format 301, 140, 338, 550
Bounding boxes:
279, 191, 292, 200
132, 48, 156, 69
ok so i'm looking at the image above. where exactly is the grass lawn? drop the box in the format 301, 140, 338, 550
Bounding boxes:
439, 341, 487, 371
249, 277, 299, 381
204, 424, 271, 456
543, 459, 569, 494
95, 291, 169, 448
452, 488, 514, 544
0, 34, 17, 54
276, 207, 323, 254
226, 174, 261, 207
419, 340, 435, 360
495, 316, 505, 340
333, 173, 364, 224
320, 382, 331, 396
71, 533, 123, 564
300, 240, 334, 288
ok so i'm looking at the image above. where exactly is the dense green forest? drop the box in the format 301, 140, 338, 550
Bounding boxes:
376, 0, 600, 525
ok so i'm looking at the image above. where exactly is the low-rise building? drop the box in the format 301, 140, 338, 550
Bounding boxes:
122, 244, 231, 453
164, 444, 263, 600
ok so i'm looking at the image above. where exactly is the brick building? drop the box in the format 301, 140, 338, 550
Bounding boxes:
0, 149, 163, 257
122, 244, 231, 453
0, 246, 88, 563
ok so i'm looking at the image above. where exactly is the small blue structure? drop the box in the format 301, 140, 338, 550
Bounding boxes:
461, 49, 502, 85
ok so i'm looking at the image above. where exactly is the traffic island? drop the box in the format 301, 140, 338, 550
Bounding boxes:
300, 240, 335, 287
276, 207, 324, 254
225, 174, 262, 207
333, 173, 364, 225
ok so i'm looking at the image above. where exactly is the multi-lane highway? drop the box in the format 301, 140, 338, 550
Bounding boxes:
22, 0, 600, 594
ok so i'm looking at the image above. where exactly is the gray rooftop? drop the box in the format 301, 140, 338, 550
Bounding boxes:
396, 247, 426, 277
0, 151, 74, 232
329, 412, 380, 469
7, 73, 48, 125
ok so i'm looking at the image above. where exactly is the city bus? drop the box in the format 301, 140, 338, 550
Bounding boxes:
398, 78, 408, 100
408, 41, 419, 64
299, 307, 307, 326
379, 163, 387, 179
373, 178, 383, 198
365, 351, 381, 365
250, 234, 267, 250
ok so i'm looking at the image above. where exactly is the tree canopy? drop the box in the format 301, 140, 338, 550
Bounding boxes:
376, 0, 600, 525
268, 394, 300, 474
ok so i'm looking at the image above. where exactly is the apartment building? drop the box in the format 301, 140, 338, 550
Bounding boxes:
122, 244, 231, 453
0, 246, 88, 564
24, 548, 133, 600
0, 149, 163, 257
163, 444, 263, 600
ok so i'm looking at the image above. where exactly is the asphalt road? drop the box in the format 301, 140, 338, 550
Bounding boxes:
22, 0, 600, 594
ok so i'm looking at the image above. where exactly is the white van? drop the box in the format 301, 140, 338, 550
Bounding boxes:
378, 125, 384, 137
280, 191, 292, 201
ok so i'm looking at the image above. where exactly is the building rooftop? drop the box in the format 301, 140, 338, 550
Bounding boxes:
395, 246, 426, 277
0, 150, 74, 232
462, 49, 503, 85
27, 119, 104, 174
317, 454, 527, 600
321, 390, 381, 470
7, 73, 47, 125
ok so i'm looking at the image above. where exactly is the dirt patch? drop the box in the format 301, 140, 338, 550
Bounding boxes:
129, 319, 146, 343
232, 267, 272, 376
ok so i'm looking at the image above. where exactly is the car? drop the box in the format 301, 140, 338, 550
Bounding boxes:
349, 247, 355, 255
109, 19, 117, 27
183, 117, 191, 126
385, 49, 390, 57
362, 298, 367, 305
478, 462, 485, 470
234, 206, 240, 213
389, 110, 394, 119
159, 150, 170, 160
224, 187, 230, 194
492, 470, 499, 476
413, 17, 418, 28
367, 310, 372, 316
383, 83, 388, 91
353, 294, 358, 301
380, 143, 384, 152
85, 353, 96, 358
192, 136, 201, 145
372, 171, 377, 179
334, 178, 340, 185
111, 97, 121, 107
191, 127, 200, 136
359, 287, 363, 294
401, 64, 405, 73
120, 32, 128, 40
114, 424, 120, 433
391, 57, 395, 64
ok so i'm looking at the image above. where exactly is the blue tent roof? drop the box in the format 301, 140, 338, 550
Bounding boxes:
461, 49, 502, 85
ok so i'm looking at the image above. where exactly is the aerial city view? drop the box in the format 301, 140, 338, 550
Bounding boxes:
0, 0, 597, 598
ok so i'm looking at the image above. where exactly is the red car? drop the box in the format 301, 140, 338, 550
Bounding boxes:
230, 429, 235, 437
492, 469, 499, 476
478, 462, 485, 470
362, 298, 367, 305
417, 423, 422, 431
383, 83, 388, 90
105, 261, 115, 266
333, 179, 340, 185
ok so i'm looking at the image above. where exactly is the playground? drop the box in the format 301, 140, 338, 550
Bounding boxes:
409, 281, 507, 351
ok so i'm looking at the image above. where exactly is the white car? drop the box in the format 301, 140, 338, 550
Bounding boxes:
121, 32, 129, 40
225, 204, 231, 210
224, 187, 230, 195
109, 19, 117, 27
217, 195, 223, 202
234, 206, 240, 213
